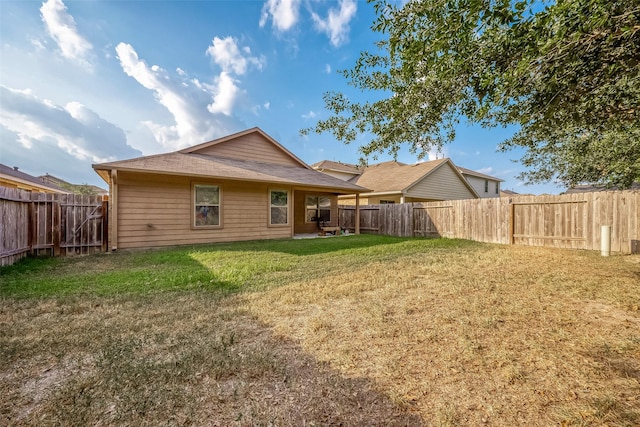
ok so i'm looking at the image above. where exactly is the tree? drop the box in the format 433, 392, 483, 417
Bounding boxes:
302, 0, 640, 188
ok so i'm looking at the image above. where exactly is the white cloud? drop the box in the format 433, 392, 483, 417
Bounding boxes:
115, 42, 241, 150
426, 145, 447, 161
263, 101, 270, 110
302, 110, 317, 120
0, 85, 140, 163
207, 72, 240, 115
477, 166, 495, 175
325, 64, 331, 74
40, 0, 93, 69
206, 36, 265, 75
310, 0, 357, 47
259, 0, 301, 31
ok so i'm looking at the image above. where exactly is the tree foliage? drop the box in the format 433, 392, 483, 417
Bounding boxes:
302, 0, 640, 188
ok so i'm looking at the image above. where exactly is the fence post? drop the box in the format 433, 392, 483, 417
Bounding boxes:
509, 201, 515, 244
28, 199, 37, 255
52, 200, 61, 257
102, 197, 109, 252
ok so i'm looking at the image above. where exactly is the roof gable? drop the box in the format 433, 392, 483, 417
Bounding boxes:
353, 159, 445, 192
181, 128, 308, 168
350, 158, 479, 198
406, 160, 478, 200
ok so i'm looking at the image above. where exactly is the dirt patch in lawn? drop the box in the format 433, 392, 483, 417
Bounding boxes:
242, 245, 640, 426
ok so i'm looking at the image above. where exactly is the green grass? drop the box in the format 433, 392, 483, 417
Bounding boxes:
2, 235, 638, 426
0, 235, 475, 298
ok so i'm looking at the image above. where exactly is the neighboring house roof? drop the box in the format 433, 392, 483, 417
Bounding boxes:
0, 163, 69, 193
93, 128, 367, 194
500, 189, 520, 196
39, 173, 108, 195
564, 183, 640, 194
457, 166, 505, 182
311, 160, 361, 175
350, 158, 479, 198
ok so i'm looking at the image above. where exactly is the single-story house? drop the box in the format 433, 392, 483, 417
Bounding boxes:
92, 128, 367, 250
0, 163, 69, 193
313, 158, 483, 204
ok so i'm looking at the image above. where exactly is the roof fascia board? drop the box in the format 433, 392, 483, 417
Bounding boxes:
90, 165, 366, 194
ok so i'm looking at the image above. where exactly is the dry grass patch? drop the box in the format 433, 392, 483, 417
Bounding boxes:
1, 292, 421, 426
242, 244, 640, 426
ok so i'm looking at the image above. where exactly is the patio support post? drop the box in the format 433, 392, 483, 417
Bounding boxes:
355, 194, 360, 235
110, 169, 118, 251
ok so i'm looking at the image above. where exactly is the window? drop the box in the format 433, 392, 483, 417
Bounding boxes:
193, 184, 220, 227
380, 200, 395, 204
306, 195, 331, 223
484, 179, 489, 193
495, 182, 499, 194
270, 190, 288, 225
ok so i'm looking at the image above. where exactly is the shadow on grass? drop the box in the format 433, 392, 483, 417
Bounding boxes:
0, 293, 425, 426
0, 248, 236, 299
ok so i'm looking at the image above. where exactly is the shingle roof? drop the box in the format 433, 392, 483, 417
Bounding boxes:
351, 159, 450, 192
311, 160, 361, 174
94, 152, 367, 193
564, 182, 640, 193
0, 163, 68, 193
457, 166, 505, 182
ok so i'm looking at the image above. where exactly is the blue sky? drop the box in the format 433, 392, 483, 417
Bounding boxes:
1, 0, 562, 194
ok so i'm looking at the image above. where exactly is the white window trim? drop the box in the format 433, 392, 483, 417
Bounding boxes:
268, 188, 290, 227
191, 182, 223, 229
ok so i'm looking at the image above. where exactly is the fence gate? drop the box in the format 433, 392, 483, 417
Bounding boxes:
1, 188, 108, 266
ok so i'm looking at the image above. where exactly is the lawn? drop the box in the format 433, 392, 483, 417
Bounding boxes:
1, 235, 639, 426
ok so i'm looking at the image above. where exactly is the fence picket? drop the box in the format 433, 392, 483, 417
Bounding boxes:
339, 190, 639, 254
0, 187, 108, 266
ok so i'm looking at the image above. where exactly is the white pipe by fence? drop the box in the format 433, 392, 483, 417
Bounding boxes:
601, 225, 611, 257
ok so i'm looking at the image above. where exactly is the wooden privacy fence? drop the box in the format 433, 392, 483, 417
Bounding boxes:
339, 191, 640, 254
0, 187, 108, 266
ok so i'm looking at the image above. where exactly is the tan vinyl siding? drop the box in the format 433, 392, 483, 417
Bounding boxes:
115, 172, 292, 249
407, 163, 476, 201
190, 133, 302, 167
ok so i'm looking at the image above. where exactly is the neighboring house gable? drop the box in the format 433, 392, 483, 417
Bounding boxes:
311, 160, 361, 181
457, 167, 504, 198
0, 164, 68, 194
407, 160, 479, 201
337, 159, 479, 204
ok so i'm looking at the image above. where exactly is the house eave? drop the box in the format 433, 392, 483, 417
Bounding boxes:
92, 165, 368, 195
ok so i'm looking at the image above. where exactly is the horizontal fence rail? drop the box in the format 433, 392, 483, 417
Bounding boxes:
0, 187, 108, 266
339, 191, 639, 254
